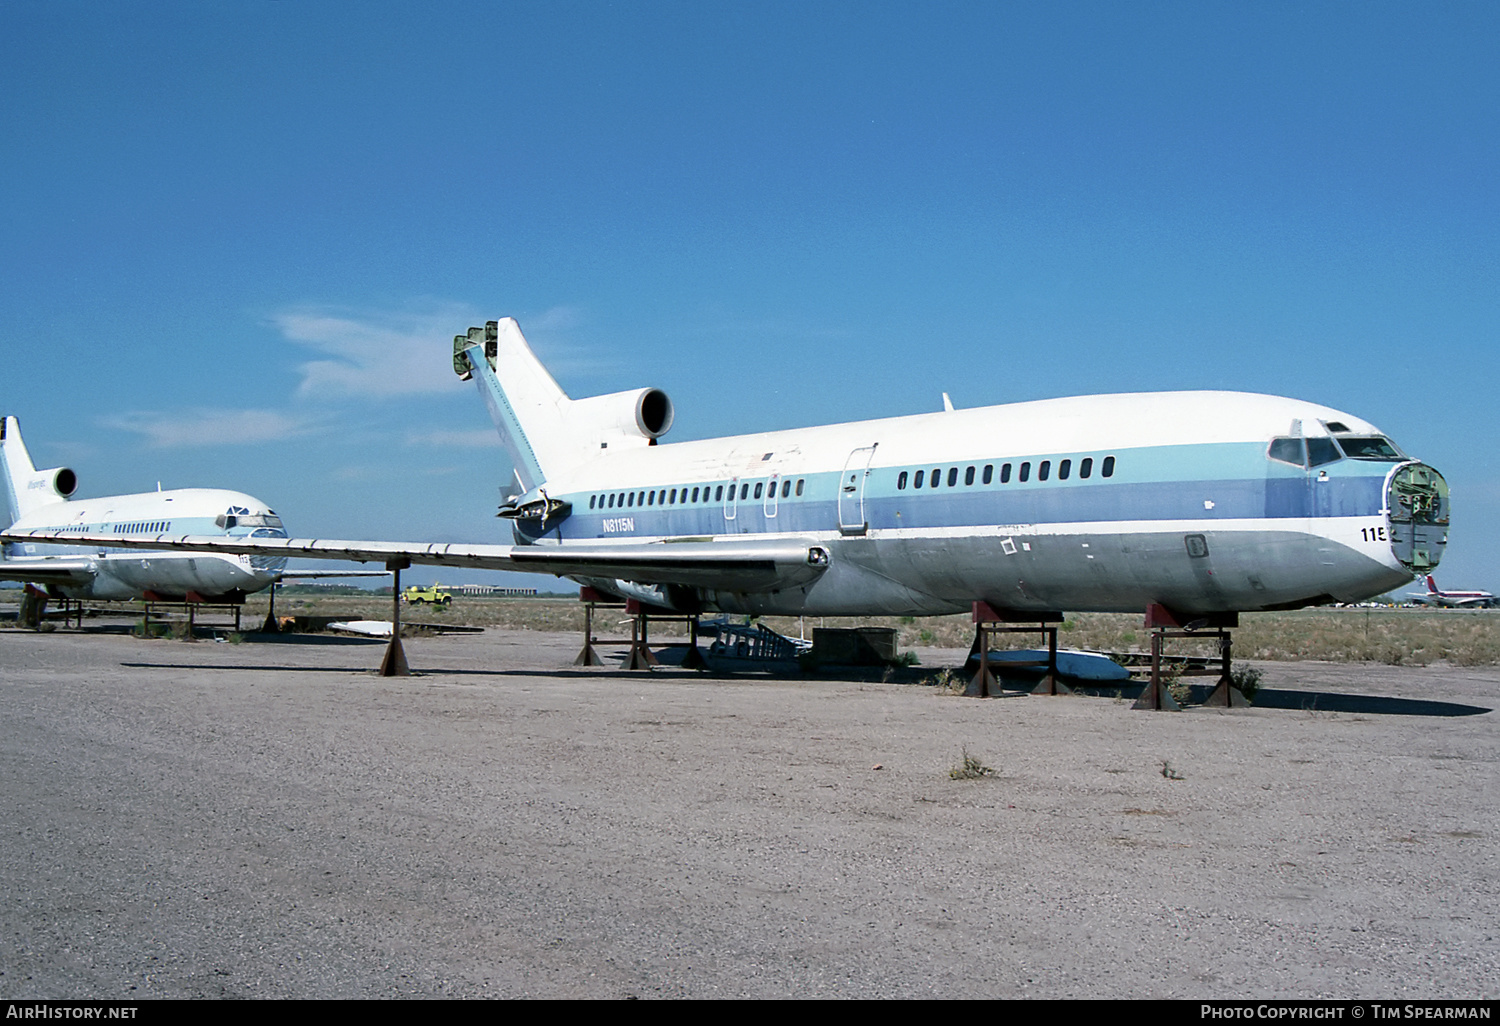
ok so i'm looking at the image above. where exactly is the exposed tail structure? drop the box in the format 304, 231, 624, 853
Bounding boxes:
0, 417, 77, 525
454, 318, 674, 497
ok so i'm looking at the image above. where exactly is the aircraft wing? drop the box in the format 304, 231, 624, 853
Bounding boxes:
0, 558, 97, 588
0, 530, 830, 592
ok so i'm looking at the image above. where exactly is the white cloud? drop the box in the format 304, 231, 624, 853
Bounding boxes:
102, 408, 321, 448
272, 304, 478, 399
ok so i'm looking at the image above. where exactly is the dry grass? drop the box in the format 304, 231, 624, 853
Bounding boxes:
237, 595, 1500, 666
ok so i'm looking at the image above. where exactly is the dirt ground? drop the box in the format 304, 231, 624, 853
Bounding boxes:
0, 620, 1495, 999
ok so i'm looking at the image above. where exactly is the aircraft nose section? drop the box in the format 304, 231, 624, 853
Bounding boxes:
1387, 462, 1449, 573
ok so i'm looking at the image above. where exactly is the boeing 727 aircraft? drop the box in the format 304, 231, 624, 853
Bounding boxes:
0, 416, 290, 601
4, 318, 1451, 621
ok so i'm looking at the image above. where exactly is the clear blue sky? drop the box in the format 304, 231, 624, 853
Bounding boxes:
2, 1, 1496, 594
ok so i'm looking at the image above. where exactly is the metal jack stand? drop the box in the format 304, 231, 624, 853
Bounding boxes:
965, 601, 1066, 697
574, 586, 621, 666
261, 579, 281, 634
1135, 604, 1242, 710
623, 599, 661, 670
378, 558, 411, 677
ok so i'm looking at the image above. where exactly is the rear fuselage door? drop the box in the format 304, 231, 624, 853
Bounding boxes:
838, 445, 878, 535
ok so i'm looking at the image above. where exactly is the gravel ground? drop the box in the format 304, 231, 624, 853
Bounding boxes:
0, 623, 1496, 999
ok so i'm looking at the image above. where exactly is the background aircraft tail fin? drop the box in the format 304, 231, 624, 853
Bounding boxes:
455, 319, 674, 496
1425, 575, 1440, 593
0, 417, 78, 524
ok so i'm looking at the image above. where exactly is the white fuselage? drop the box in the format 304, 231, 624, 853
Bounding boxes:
513, 390, 1445, 617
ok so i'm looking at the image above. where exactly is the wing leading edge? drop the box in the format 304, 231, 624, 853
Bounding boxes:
0, 558, 97, 587
0, 529, 830, 592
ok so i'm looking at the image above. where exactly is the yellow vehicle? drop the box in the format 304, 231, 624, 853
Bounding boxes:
402, 584, 451, 608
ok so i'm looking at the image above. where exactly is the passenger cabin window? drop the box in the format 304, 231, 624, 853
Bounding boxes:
796, 479, 804, 496
781, 480, 790, 498
964, 466, 975, 486
1019, 462, 1031, 482
1000, 463, 1012, 484
753, 482, 764, 500
930, 468, 941, 488
914, 470, 925, 488
982, 465, 993, 484
1080, 458, 1093, 479
947, 467, 958, 487
1038, 460, 1050, 481
1059, 459, 1071, 480
1102, 456, 1115, 477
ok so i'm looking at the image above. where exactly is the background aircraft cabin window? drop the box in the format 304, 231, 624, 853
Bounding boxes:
1039, 460, 1051, 481
627, 493, 635, 507
715, 486, 724, 501
1306, 438, 1341, 467
1080, 458, 1093, 479
796, 479, 804, 495
639, 491, 647, 506
782, 480, 791, 498
1267, 437, 1306, 467
965, 466, 975, 485
930, 467, 941, 488
1102, 456, 1115, 477
914, 470, 925, 488
898, 471, 908, 489
647, 491, 655, 506
983, 465, 993, 484
1019, 462, 1031, 482
947, 467, 958, 487
740, 483, 750, 500
590, 496, 597, 509
754, 482, 764, 500
1000, 463, 1012, 483
1059, 459, 1071, 480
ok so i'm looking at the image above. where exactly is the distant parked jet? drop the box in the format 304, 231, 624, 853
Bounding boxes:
1407, 575, 1495, 609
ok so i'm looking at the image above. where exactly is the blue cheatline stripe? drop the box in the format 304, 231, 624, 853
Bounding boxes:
544, 466, 1389, 542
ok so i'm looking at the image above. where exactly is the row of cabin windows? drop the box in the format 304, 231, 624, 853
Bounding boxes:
589, 478, 807, 511
112, 521, 171, 534
896, 455, 1115, 491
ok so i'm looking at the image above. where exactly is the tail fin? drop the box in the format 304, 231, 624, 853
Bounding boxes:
1426, 575, 1440, 594
1, 417, 77, 524
455, 319, 674, 496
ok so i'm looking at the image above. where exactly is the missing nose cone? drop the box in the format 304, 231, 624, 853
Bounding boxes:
1387, 463, 1449, 573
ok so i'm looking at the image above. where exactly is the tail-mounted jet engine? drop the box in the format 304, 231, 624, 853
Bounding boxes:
27, 466, 77, 503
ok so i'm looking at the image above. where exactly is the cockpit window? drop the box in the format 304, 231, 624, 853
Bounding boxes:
1306, 437, 1342, 468
1267, 437, 1305, 467
1336, 436, 1405, 461
217, 510, 285, 530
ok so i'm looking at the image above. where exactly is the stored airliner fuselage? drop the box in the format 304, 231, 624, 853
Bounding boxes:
1, 417, 288, 601
4, 318, 1450, 620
